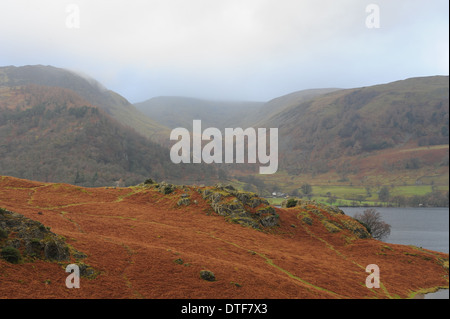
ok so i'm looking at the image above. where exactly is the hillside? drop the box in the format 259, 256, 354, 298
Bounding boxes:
0, 65, 169, 143
250, 88, 341, 127
133, 89, 339, 131
260, 76, 448, 170
134, 77, 448, 195
1, 66, 448, 202
135, 96, 263, 130
0, 84, 219, 186
0, 175, 448, 299
232, 76, 449, 197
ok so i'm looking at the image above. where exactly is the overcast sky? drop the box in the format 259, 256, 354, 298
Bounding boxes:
0, 0, 448, 103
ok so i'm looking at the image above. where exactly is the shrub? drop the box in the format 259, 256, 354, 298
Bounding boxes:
163, 184, 174, 194
1, 246, 21, 264
286, 198, 298, 208
144, 178, 155, 185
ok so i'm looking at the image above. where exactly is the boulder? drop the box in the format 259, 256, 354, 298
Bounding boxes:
177, 198, 190, 206
44, 239, 70, 261
260, 215, 279, 227
200, 270, 216, 282
158, 182, 175, 194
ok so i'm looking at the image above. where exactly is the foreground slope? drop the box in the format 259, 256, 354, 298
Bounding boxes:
0, 176, 447, 299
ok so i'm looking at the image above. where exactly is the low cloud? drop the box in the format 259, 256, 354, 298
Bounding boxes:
0, 0, 448, 102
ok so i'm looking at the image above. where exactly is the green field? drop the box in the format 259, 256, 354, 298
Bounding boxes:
265, 184, 449, 207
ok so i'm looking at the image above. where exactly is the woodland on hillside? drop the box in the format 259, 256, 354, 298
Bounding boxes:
0, 85, 221, 187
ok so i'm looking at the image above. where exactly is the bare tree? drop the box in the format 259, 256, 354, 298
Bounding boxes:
354, 208, 391, 241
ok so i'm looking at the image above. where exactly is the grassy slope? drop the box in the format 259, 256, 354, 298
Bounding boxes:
0, 175, 447, 299
260, 143, 448, 206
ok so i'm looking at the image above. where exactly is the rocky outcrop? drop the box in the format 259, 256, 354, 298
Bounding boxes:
200, 184, 279, 229
0, 208, 95, 268
155, 182, 175, 195
0, 208, 69, 262
281, 198, 371, 239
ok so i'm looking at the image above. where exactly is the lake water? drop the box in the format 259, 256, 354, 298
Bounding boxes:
340, 207, 449, 299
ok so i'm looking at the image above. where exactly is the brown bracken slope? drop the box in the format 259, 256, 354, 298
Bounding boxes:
0, 175, 448, 299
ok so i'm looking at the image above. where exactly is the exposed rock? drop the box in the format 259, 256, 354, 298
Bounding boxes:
256, 206, 276, 216
212, 201, 246, 217
214, 183, 236, 192
44, 239, 70, 261
174, 258, 184, 265
0, 207, 90, 264
177, 197, 190, 206
200, 270, 216, 282
228, 216, 260, 229
157, 182, 175, 195
200, 187, 279, 229
78, 262, 97, 278
260, 215, 279, 227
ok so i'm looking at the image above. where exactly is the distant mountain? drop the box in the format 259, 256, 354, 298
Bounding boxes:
0, 65, 169, 142
0, 83, 219, 186
134, 77, 449, 189
256, 76, 449, 185
135, 96, 264, 130
1, 65, 448, 190
133, 90, 342, 131
250, 88, 341, 127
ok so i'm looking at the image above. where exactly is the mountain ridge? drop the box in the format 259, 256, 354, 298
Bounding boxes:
0, 65, 169, 142
0, 65, 448, 194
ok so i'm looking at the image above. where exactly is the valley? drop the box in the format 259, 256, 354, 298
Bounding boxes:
1, 0, 447, 304
0, 66, 448, 207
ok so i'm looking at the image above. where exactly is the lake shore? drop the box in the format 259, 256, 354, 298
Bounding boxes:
412, 287, 449, 299
340, 206, 449, 299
